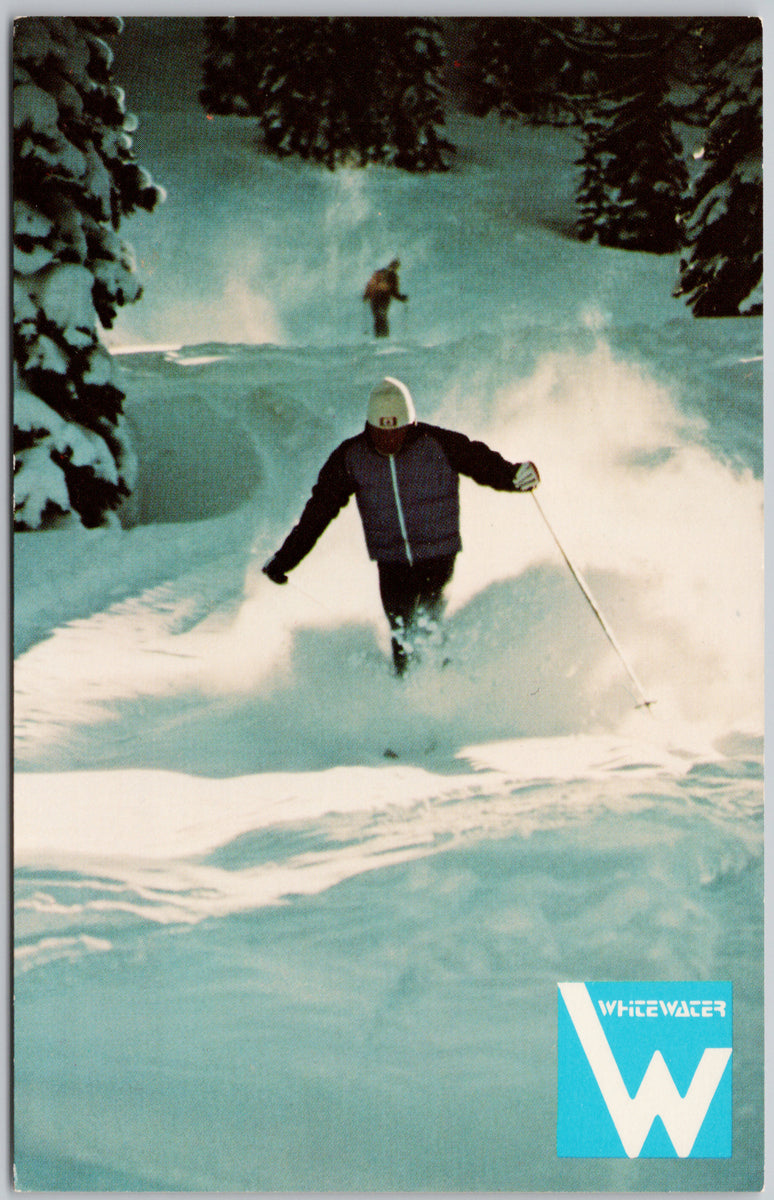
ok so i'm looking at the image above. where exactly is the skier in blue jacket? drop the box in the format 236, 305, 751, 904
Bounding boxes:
263, 377, 539, 674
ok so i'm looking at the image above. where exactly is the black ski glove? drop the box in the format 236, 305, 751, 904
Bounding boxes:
262, 556, 288, 585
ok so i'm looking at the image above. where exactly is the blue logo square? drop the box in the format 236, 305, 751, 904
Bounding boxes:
557, 982, 732, 1158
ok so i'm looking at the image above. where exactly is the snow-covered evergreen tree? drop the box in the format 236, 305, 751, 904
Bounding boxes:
380, 20, 454, 171
461, 18, 583, 123
199, 17, 454, 172
198, 18, 238, 115
463, 19, 691, 252
575, 77, 688, 252
574, 113, 611, 242
569, 21, 689, 254
466, 16, 761, 278
674, 26, 762, 316
13, 16, 163, 530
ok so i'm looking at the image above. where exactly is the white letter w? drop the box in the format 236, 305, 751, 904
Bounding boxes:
559, 983, 731, 1157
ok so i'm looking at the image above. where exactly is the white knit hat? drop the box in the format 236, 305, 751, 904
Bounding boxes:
367, 377, 416, 429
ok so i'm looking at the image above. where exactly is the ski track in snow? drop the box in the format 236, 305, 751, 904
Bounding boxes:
14, 737, 762, 961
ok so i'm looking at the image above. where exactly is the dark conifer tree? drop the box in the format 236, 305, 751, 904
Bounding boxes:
576, 76, 688, 252
13, 16, 163, 529
457, 16, 762, 302
380, 20, 454, 171
199, 17, 240, 115
461, 18, 585, 122
467, 19, 696, 253
574, 113, 611, 243
572, 22, 688, 253
674, 23, 762, 315
198, 17, 454, 172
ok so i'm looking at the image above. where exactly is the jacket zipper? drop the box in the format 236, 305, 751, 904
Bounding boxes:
388, 455, 413, 565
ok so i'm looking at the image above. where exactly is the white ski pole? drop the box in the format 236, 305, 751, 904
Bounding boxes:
253, 549, 338, 616
531, 492, 655, 710
285, 577, 337, 615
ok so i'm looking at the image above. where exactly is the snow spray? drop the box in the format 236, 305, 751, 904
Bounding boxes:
531, 492, 655, 711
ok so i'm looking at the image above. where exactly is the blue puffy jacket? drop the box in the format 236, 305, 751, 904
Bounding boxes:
271, 421, 522, 572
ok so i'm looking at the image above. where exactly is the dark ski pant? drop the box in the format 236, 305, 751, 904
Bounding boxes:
377, 554, 456, 675
370, 299, 390, 337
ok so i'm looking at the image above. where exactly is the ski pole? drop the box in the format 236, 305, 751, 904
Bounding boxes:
531, 492, 655, 710
252, 549, 338, 616
284, 577, 338, 615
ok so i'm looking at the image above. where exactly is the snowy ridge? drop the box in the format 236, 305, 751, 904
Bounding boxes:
15, 732, 762, 963
12, 733, 711, 861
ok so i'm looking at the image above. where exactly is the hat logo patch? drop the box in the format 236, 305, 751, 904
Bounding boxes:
379, 416, 398, 428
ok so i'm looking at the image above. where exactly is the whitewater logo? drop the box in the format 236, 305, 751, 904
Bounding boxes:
557, 982, 732, 1159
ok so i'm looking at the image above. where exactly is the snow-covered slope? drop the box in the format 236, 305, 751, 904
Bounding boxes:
13, 52, 763, 1193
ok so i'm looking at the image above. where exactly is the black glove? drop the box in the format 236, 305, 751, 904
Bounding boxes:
262, 556, 288, 585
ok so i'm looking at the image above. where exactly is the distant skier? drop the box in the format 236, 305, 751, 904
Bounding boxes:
363, 258, 408, 337
263, 377, 539, 675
